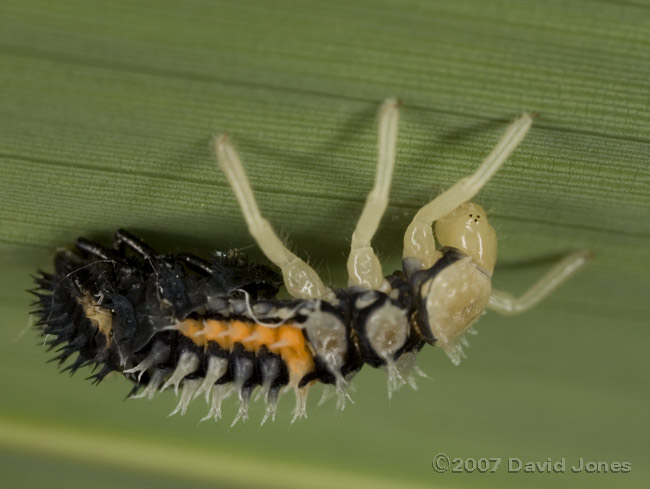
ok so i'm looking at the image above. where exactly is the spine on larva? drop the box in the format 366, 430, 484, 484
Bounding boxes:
32, 231, 425, 424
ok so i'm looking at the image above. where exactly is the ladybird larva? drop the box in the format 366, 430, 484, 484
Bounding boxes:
32, 99, 591, 425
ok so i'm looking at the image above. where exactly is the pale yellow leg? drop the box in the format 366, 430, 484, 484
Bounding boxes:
403, 113, 535, 269
347, 99, 400, 291
215, 135, 333, 301
488, 249, 593, 315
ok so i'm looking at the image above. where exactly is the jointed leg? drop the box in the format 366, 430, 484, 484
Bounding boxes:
75, 238, 115, 261
113, 229, 158, 261
488, 249, 593, 315
177, 253, 214, 277
403, 113, 534, 269
215, 135, 333, 301
347, 99, 400, 291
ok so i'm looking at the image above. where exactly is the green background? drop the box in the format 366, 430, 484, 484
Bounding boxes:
1, 1, 648, 488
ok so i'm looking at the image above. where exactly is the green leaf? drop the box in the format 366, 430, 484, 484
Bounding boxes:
1, 1, 648, 488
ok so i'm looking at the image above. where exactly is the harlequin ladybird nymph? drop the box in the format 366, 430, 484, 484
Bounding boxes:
32, 100, 592, 425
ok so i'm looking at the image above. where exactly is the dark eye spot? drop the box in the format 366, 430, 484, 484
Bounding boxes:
469, 214, 473, 217
477, 215, 480, 218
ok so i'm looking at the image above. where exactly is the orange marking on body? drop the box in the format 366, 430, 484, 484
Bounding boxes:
77, 293, 113, 347
274, 325, 315, 387
229, 320, 255, 347
176, 318, 316, 387
176, 319, 206, 347
202, 319, 230, 350
247, 325, 277, 352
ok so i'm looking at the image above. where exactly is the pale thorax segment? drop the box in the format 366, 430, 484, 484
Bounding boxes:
417, 255, 492, 365
363, 300, 409, 362
404, 202, 497, 363
301, 307, 349, 385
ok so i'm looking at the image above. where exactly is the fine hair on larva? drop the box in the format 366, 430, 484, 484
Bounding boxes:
31, 99, 592, 425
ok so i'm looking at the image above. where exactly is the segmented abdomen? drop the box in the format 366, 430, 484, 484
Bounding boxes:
32, 231, 423, 424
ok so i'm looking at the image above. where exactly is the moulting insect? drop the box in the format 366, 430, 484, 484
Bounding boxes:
32, 100, 591, 425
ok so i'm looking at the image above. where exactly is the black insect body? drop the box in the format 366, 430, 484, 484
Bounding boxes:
33, 230, 427, 423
